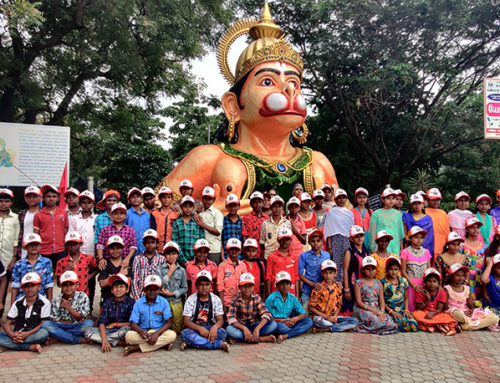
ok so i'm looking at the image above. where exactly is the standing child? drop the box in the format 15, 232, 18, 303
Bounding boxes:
242, 191, 268, 260
242, 238, 266, 297
400, 226, 432, 311
197, 186, 224, 265
434, 232, 469, 283
98, 236, 129, 305
226, 273, 277, 344
141, 187, 157, 215
298, 192, 316, 231
343, 226, 369, 311
94, 190, 120, 246
481, 254, 500, 322
171, 196, 205, 267
68, 191, 96, 258
0, 273, 50, 353
171, 179, 203, 214
370, 230, 399, 280
64, 188, 81, 217
184, 239, 218, 295
155, 241, 188, 334
448, 191, 472, 239
222, 194, 243, 260
463, 217, 487, 306
324, 189, 354, 285
266, 228, 299, 297
131, 229, 165, 300
125, 187, 151, 255
470, 194, 497, 246
445, 263, 498, 331
298, 229, 330, 310
352, 256, 398, 335
265, 271, 313, 343
380, 256, 418, 332
426, 188, 450, 261
322, 184, 336, 210
17, 186, 41, 259
351, 187, 372, 249
33, 185, 68, 269
308, 259, 358, 333
217, 238, 247, 310
260, 196, 291, 259
124, 275, 177, 355
368, 188, 404, 255
180, 270, 229, 352
42, 271, 94, 344
84, 274, 135, 352
312, 190, 329, 229
150, 186, 179, 252
285, 197, 307, 260
393, 190, 406, 213
412, 268, 457, 335
402, 193, 434, 255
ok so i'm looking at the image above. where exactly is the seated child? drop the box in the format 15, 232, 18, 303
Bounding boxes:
242, 239, 266, 297
226, 273, 277, 343
412, 268, 457, 335
98, 235, 129, 305
184, 239, 218, 295
481, 253, 500, 327
180, 270, 229, 352
0, 272, 50, 353
217, 238, 247, 310
84, 274, 135, 352
380, 256, 418, 332
124, 275, 176, 355
445, 263, 498, 331
308, 259, 358, 332
353, 256, 398, 335
42, 271, 94, 344
265, 271, 313, 343
155, 241, 188, 334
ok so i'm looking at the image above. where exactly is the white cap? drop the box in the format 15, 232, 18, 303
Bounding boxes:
108, 274, 130, 287
24, 186, 41, 196
181, 195, 195, 205
239, 272, 255, 285
381, 188, 396, 198
448, 263, 469, 276
275, 271, 292, 284
41, 184, 58, 194
202, 186, 215, 198
195, 270, 213, 283
249, 191, 264, 200
194, 238, 211, 250
143, 275, 162, 289
313, 189, 325, 198
409, 193, 424, 204
23, 233, 42, 246
375, 230, 393, 241
466, 217, 482, 228
426, 188, 442, 200
158, 186, 173, 196
60, 271, 78, 284
0, 188, 14, 198
300, 192, 312, 202
321, 184, 333, 190
64, 187, 80, 197
408, 225, 427, 237
179, 179, 193, 189
496, 225, 500, 235
271, 195, 284, 206
354, 187, 368, 197
349, 225, 364, 238
225, 238, 242, 250
385, 255, 401, 267
106, 235, 124, 247
79, 190, 95, 202
65, 231, 83, 244
423, 267, 441, 280
111, 202, 127, 213
361, 256, 378, 268
225, 193, 240, 205
454, 191, 470, 201
447, 231, 464, 243
394, 189, 406, 198
127, 187, 142, 198
163, 241, 180, 253
321, 259, 337, 271
243, 238, 259, 248
493, 254, 500, 265
141, 187, 155, 196
287, 196, 300, 206
476, 194, 492, 204
21, 272, 42, 286
142, 229, 159, 240
278, 228, 293, 240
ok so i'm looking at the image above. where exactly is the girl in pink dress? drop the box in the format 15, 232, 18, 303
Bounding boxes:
351, 187, 372, 249
400, 226, 432, 311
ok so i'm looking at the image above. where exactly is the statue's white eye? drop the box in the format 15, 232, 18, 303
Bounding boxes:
289, 80, 298, 89
260, 78, 274, 86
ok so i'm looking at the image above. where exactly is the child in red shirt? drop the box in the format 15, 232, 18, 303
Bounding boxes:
184, 239, 218, 295
242, 239, 265, 297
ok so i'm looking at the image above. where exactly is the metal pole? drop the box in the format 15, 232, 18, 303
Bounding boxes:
207, 125, 210, 144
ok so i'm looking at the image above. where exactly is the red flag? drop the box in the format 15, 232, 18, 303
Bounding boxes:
58, 162, 68, 209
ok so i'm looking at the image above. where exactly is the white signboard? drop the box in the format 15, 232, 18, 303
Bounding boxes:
484, 78, 500, 139
0, 122, 70, 187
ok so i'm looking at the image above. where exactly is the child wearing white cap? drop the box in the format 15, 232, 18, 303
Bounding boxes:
402, 194, 435, 256
221, 194, 243, 260
467, 194, 497, 247
285, 197, 307, 259
369, 230, 398, 281
17, 186, 42, 259
217, 238, 248, 310
64, 188, 81, 217
448, 192, 472, 239
298, 192, 317, 234
481, 254, 500, 325
351, 187, 372, 250
125, 187, 151, 254
241, 239, 266, 297
171, 179, 203, 214
311, 190, 328, 228
180, 271, 229, 352
151, 186, 179, 252
434, 232, 469, 283
425, 189, 450, 258
198, 186, 224, 265
242, 191, 268, 260
368, 188, 404, 255
259, 196, 292, 259
463, 217, 488, 307
352, 256, 398, 335
0, 188, 19, 277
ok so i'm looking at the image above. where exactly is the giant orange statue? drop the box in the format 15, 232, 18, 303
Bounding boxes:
158, 3, 338, 212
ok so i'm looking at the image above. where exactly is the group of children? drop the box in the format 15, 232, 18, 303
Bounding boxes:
0, 182, 499, 355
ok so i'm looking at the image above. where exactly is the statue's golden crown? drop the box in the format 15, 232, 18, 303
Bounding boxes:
217, 2, 304, 85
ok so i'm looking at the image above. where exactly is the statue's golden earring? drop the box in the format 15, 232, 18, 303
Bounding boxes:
227, 116, 236, 142
292, 123, 308, 144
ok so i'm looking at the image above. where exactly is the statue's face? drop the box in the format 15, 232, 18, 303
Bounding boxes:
237, 61, 307, 134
